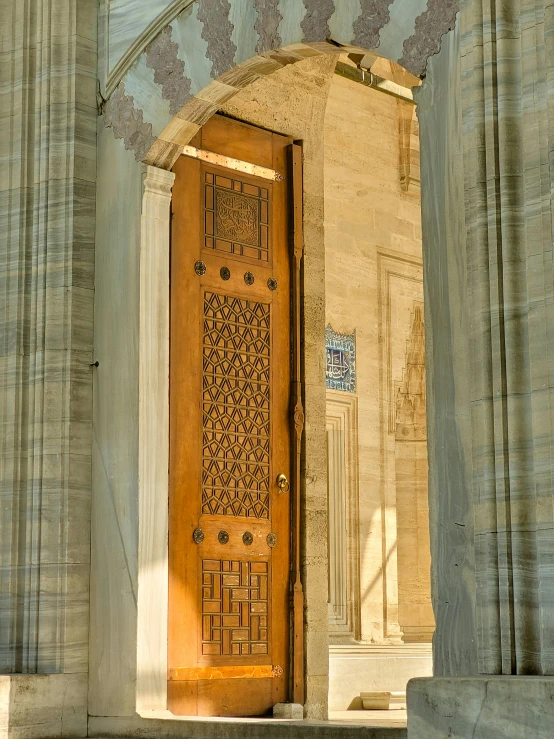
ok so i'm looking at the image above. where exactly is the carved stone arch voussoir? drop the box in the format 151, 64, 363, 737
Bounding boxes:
103, 0, 459, 168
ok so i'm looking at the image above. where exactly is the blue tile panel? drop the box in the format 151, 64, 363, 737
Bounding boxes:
325, 325, 356, 393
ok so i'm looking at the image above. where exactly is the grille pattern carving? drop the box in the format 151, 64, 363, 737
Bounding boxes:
202, 292, 270, 519
202, 559, 269, 657
204, 171, 269, 262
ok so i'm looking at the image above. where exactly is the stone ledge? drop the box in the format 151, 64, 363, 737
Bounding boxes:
407, 676, 554, 739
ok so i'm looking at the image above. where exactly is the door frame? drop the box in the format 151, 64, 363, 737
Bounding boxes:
136, 142, 308, 715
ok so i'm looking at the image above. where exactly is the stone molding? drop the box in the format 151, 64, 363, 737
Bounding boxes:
326, 393, 360, 642
136, 166, 175, 711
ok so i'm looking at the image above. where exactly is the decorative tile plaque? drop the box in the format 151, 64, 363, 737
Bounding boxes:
325, 325, 356, 393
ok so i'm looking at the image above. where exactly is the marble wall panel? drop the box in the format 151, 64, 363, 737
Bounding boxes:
377, 0, 422, 62
136, 166, 175, 712
415, 19, 477, 677
89, 123, 144, 717
108, 0, 176, 75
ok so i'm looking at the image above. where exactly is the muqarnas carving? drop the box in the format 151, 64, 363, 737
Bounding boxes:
325, 326, 356, 393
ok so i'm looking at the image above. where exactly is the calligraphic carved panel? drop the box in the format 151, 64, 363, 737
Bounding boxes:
325, 325, 356, 393
204, 171, 270, 262
202, 292, 271, 519
202, 559, 270, 657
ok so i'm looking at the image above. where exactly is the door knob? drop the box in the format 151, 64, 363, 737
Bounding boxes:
276, 473, 290, 493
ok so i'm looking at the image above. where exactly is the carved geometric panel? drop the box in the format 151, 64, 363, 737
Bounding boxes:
201, 559, 269, 657
204, 171, 269, 261
202, 292, 271, 519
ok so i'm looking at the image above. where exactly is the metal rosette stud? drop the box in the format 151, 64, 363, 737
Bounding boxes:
193, 528, 204, 544
267, 533, 277, 548
244, 271, 254, 286
242, 531, 253, 546
218, 530, 229, 545
194, 260, 206, 276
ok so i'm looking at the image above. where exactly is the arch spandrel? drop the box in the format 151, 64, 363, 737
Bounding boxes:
103, 0, 458, 167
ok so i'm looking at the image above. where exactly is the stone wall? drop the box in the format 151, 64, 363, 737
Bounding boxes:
323, 71, 433, 647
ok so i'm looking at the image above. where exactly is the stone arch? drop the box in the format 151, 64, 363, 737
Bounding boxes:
103, 0, 458, 167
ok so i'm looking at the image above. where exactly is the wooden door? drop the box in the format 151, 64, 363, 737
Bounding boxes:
169, 115, 292, 717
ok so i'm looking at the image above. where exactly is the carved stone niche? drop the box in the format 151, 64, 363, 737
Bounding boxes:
395, 304, 434, 643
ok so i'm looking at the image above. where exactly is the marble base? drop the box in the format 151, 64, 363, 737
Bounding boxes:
0, 674, 87, 739
408, 676, 554, 738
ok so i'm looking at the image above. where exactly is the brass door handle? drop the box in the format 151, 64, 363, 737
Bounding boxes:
276, 473, 290, 493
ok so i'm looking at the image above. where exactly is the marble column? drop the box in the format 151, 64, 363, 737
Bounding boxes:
411, 0, 554, 735
0, 0, 96, 732
461, 0, 554, 677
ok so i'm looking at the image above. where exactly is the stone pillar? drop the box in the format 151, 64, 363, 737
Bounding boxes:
0, 0, 96, 735
410, 1, 554, 735
136, 166, 175, 712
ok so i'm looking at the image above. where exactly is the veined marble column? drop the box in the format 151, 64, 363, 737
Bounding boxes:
411, 1, 554, 735
0, 0, 96, 699
461, 0, 554, 677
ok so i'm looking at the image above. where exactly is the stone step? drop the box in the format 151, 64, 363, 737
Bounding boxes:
91, 730, 406, 739
90, 718, 406, 739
